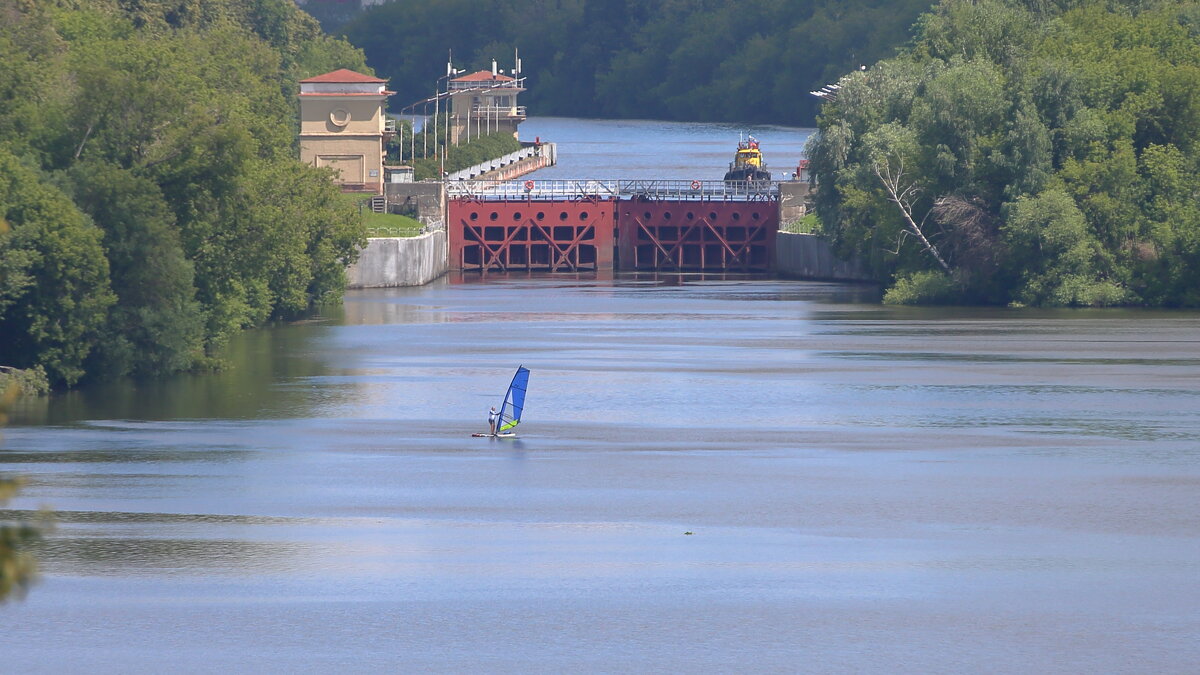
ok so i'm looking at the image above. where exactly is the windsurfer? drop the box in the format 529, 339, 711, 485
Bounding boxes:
488, 406, 499, 436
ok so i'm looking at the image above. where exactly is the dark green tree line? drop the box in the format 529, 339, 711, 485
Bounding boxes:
341, 0, 933, 126
807, 0, 1200, 306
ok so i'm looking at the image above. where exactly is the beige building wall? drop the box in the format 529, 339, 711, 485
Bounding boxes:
299, 70, 392, 194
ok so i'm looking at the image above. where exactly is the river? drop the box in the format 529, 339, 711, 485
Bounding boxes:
2, 119, 1199, 673
519, 116, 812, 180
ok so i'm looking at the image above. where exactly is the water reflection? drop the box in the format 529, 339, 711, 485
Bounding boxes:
10, 323, 341, 424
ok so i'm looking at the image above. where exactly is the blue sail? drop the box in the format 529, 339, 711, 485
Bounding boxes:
497, 366, 529, 433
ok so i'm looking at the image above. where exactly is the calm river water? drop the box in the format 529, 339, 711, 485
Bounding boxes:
2, 119, 1199, 673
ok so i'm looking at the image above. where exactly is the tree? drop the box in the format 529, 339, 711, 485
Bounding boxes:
341, 0, 933, 126
809, 0, 1200, 306
1002, 189, 1128, 306
64, 161, 204, 378
0, 0, 371, 385
863, 122, 952, 274
0, 148, 115, 387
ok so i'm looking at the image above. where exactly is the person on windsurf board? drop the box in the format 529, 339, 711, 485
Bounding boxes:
473, 367, 530, 438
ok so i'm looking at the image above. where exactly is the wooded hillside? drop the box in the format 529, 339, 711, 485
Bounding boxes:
342, 0, 934, 126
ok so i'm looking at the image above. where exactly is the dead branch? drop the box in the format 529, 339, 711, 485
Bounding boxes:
872, 155, 951, 273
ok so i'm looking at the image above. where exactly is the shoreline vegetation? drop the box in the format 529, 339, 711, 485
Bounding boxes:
0, 0, 371, 390
807, 0, 1200, 307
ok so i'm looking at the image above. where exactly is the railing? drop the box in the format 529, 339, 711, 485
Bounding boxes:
366, 224, 424, 238
444, 143, 552, 181
448, 79, 525, 91
445, 179, 780, 201
384, 118, 397, 133
470, 105, 526, 117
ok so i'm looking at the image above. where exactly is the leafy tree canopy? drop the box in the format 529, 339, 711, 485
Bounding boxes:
0, 0, 368, 386
342, 0, 933, 126
807, 0, 1200, 306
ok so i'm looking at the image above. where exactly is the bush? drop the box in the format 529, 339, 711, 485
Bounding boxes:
883, 270, 961, 305
408, 131, 522, 180
0, 366, 50, 398
781, 213, 822, 234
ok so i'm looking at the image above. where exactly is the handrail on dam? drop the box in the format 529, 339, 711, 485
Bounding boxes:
446, 179, 780, 201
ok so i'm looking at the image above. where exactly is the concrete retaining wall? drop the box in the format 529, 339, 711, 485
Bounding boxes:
446, 142, 557, 181
474, 154, 551, 181
384, 182, 445, 229
779, 181, 813, 225
346, 231, 448, 288
775, 232, 872, 282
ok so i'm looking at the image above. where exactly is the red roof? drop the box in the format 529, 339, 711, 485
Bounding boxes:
299, 91, 395, 97
451, 70, 516, 83
300, 68, 387, 84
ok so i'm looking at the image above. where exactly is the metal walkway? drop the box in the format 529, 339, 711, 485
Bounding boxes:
447, 178, 781, 274
446, 178, 779, 201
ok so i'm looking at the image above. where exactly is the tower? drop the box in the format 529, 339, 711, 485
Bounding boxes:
299, 68, 394, 194
447, 63, 526, 145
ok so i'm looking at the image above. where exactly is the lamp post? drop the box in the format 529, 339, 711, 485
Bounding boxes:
434, 64, 462, 180
397, 101, 420, 164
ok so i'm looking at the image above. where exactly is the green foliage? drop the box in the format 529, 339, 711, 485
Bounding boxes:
0, 148, 115, 386
1, 372, 47, 602
406, 130, 522, 180
0, 0, 369, 385
1003, 189, 1129, 306
63, 161, 204, 378
0, 473, 42, 602
883, 270, 962, 305
808, 0, 1200, 307
342, 0, 933, 126
0, 366, 49, 399
781, 213, 822, 234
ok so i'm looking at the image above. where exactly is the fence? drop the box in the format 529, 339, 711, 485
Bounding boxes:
445, 179, 780, 202
444, 143, 551, 181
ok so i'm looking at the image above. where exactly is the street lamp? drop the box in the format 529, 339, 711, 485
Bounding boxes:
434, 63, 464, 179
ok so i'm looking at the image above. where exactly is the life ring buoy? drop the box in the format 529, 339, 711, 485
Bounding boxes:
524, 180, 535, 191
690, 180, 702, 190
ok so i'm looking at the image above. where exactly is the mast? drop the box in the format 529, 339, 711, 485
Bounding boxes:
498, 366, 530, 432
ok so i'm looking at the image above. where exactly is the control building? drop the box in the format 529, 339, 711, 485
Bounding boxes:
299, 68, 395, 194
447, 64, 526, 145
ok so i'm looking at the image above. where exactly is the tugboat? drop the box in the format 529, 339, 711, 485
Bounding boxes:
723, 136, 772, 183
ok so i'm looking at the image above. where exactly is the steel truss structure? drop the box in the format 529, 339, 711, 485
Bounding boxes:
615, 200, 777, 272
446, 179, 778, 202
450, 197, 615, 273
447, 179, 779, 274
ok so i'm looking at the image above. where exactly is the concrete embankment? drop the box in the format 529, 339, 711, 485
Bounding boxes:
775, 232, 872, 282
346, 231, 447, 288
445, 143, 557, 181
473, 153, 552, 181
